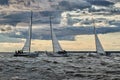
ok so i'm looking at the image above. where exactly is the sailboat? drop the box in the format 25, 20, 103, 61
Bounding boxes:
93, 22, 106, 55
46, 17, 68, 57
14, 11, 39, 57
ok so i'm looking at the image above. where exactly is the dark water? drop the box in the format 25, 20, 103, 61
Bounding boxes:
0, 53, 120, 80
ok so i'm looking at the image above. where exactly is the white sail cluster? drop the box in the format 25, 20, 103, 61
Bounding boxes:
22, 15, 106, 56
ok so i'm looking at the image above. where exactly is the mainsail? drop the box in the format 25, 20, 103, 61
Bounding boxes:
22, 11, 32, 53
93, 25, 105, 55
50, 17, 63, 53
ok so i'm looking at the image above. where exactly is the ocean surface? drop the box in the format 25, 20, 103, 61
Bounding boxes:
0, 52, 120, 80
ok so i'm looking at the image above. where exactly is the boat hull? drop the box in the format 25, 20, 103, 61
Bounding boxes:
14, 52, 39, 57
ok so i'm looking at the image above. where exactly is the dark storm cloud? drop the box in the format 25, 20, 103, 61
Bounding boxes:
58, 0, 91, 10
8, 26, 120, 41
0, 11, 30, 25
86, 0, 114, 6
0, 11, 61, 25
0, 0, 8, 5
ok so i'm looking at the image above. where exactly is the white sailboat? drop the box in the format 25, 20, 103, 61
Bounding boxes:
93, 22, 106, 55
46, 17, 68, 57
14, 11, 39, 57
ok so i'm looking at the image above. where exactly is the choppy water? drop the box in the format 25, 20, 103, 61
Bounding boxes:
0, 53, 120, 80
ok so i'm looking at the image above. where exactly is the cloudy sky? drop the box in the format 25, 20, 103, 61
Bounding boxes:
0, 0, 120, 52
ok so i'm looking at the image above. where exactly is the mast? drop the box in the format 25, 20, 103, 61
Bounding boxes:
29, 10, 32, 53
50, 16, 55, 53
22, 11, 33, 53
93, 20, 97, 53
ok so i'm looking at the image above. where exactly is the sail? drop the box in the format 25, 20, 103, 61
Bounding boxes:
22, 11, 32, 52
50, 17, 63, 53
94, 26, 105, 55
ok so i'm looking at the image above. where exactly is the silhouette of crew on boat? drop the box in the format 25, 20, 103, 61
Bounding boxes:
57, 50, 68, 57
58, 50, 67, 54
15, 50, 23, 54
